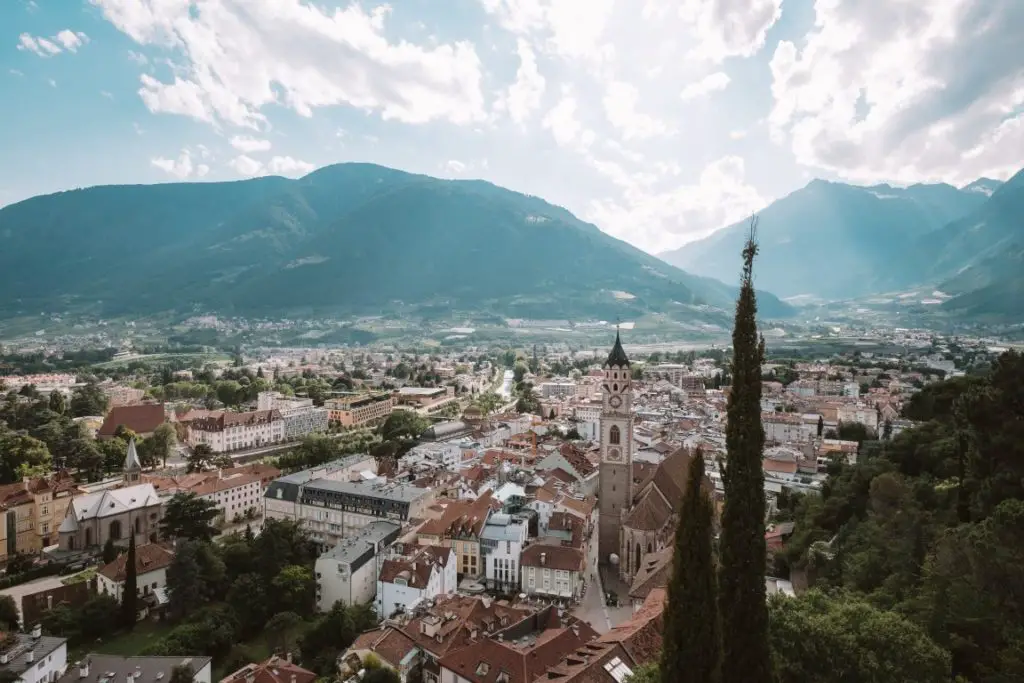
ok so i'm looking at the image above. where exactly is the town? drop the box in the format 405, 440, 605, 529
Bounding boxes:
0, 312, 1009, 683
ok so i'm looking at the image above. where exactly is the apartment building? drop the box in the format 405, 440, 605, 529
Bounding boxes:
324, 393, 395, 428
0, 626, 67, 683
266, 472, 432, 550
314, 520, 401, 611
376, 544, 457, 618
539, 380, 577, 399
519, 544, 585, 600
257, 391, 329, 440
103, 384, 146, 408
1, 473, 79, 562
417, 491, 494, 579
187, 409, 284, 453
480, 513, 528, 593
192, 472, 263, 523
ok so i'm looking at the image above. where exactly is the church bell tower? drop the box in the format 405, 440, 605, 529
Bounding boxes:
598, 329, 633, 566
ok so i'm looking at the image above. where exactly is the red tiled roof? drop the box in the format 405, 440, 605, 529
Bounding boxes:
99, 543, 174, 582
219, 655, 316, 683
98, 403, 166, 437
520, 544, 584, 572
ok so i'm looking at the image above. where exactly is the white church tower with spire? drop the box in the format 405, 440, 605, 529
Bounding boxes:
598, 329, 634, 566
123, 438, 142, 485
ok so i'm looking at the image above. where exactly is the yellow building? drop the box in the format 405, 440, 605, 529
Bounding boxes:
325, 393, 395, 427
1, 474, 79, 563
415, 490, 493, 578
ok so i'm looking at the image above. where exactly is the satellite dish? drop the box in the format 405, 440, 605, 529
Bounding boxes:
609, 553, 620, 565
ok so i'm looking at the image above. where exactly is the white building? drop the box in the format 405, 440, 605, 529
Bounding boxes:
519, 544, 585, 601
187, 409, 285, 453
375, 544, 456, 618
266, 474, 433, 551
0, 627, 67, 683
539, 380, 577, 400
257, 391, 329, 441
96, 543, 174, 603
480, 513, 528, 593
837, 403, 879, 432
403, 443, 463, 471
191, 471, 263, 523
58, 656, 212, 683
315, 521, 401, 612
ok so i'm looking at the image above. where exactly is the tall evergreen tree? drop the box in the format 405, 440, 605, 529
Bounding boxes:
719, 219, 772, 683
121, 534, 138, 630
661, 450, 721, 683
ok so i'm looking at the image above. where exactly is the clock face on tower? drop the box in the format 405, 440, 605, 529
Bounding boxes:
609, 395, 622, 409
608, 447, 622, 461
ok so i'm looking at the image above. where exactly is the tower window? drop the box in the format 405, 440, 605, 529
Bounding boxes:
609, 425, 620, 445
613, 383, 618, 392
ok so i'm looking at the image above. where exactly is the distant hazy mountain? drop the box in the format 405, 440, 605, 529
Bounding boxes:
935, 168, 1024, 319
960, 177, 1004, 197
0, 163, 793, 323
658, 179, 989, 300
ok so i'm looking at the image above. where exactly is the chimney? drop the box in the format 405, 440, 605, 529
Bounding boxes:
32, 623, 41, 639
540, 552, 546, 566
46, 595, 53, 610
285, 653, 293, 665
80, 660, 90, 679
290, 676, 297, 683
27, 650, 34, 664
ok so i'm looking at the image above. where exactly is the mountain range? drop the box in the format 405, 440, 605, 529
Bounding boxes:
659, 169, 1024, 320
0, 163, 793, 325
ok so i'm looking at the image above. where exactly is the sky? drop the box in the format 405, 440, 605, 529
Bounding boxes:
1, 0, 1023, 255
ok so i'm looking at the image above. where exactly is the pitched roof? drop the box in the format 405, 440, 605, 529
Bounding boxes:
98, 404, 166, 438
124, 439, 142, 471
99, 544, 175, 582
440, 610, 600, 683
219, 655, 316, 683
598, 588, 665, 664
520, 544, 585, 572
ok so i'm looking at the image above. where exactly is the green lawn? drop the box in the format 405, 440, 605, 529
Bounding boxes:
61, 568, 97, 586
70, 621, 175, 661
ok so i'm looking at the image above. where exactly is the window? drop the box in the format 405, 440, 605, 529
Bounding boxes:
604, 658, 633, 683
609, 426, 620, 445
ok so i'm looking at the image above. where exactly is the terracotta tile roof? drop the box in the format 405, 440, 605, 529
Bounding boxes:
627, 548, 672, 600
520, 544, 585, 573
98, 403, 166, 437
599, 588, 665, 665
540, 641, 633, 683
190, 472, 261, 496
440, 610, 599, 683
0, 482, 33, 509
379, 546, 452, 587
219, 655, 317, 683
419, 491, 494, 539
190, 409, 281, 432
98, 543, 174, 582
398, 595, 533, 658
556, 496, 596, 519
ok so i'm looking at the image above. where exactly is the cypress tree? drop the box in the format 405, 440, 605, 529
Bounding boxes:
661, 450, 721, 683
719, 219, 772, 683
121, 534, 138, 630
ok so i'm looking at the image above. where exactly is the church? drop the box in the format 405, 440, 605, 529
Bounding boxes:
597, 331, 712, 583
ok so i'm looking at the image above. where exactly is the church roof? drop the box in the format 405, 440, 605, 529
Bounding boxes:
605, 330, 630, 367
124, 438, 142, 471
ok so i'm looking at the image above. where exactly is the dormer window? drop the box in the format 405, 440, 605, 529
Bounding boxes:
476, 663, 490, 676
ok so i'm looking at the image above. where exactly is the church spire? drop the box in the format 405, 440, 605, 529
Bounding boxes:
605, 326, 630, 367
123, 438, 142, 484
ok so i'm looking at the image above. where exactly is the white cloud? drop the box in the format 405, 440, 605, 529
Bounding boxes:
151, 149, 197, 179
444, 160, 468, 174
126, 50, 148, 65
54, 30, 89, 52
100, 90, 114, 100
769, 0, 1024, 185
47, 79, 57, 88
676, 0, 782, 63
495, 39, 546, 125
92, 0, 486, 129
229, 136, 272, 153
17, 30, 88, 57
9, 69, 24, 77
482, 0, 616, 64
266, 156, 315, 176
587, 156, 766, 253
680, 72, 731, 101
228, 155, 264, 177
227, 154, 315, 178
542, 92, 594, 150
603, 81, 672, 140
